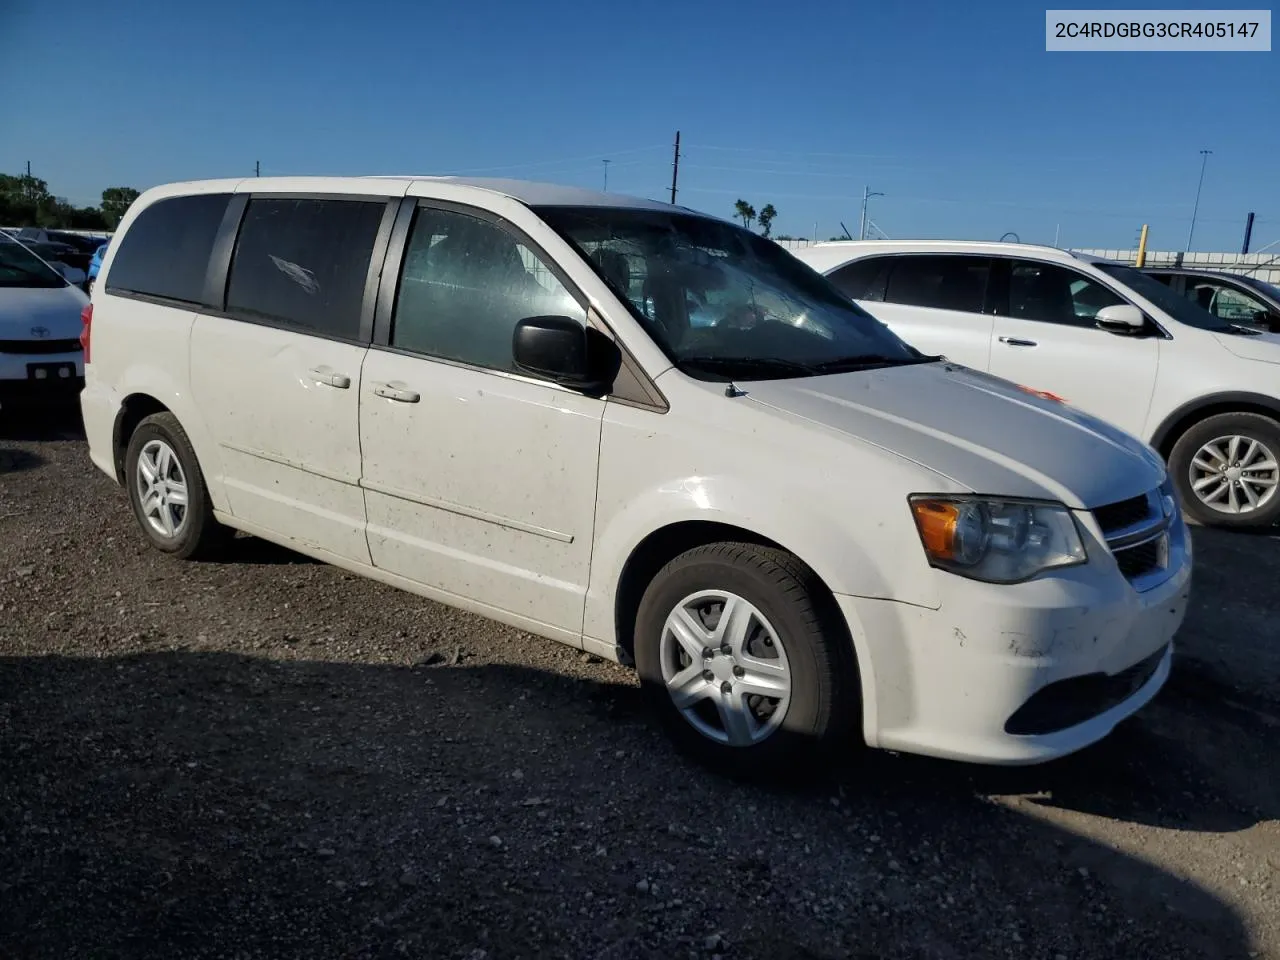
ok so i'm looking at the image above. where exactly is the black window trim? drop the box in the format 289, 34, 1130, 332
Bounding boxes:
988, 255, 1172, 340
103, 191, 400, 349
210, 192, 399, 347
103, 192, 238, 307
368, 196, 669, 413
863, 252, 1000, 316
828, 254, 894, 303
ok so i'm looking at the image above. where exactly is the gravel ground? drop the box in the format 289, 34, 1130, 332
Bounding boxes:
1, 407, 1277, 960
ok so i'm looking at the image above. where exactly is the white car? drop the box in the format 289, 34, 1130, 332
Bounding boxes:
0, 235, 89, 410
81, 177, 1191, 773
793, 240, 1280, 530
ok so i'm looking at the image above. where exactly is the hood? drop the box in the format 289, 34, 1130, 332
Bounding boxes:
1212, 329, 1280, 364
742, 361, 1165, 510
0, 284, 87, 340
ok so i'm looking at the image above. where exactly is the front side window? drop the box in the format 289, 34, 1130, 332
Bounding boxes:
105, 193, 231, 304
883, 255, 991, 314
537, 206, 927, 381
1007, 260, 1124, 326
226, 197, 385, 339
0, 238, 66, 288
1094, 262, 1232, 332
391, 206, 584, 372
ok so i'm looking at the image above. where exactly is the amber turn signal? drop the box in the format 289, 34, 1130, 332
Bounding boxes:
911, 499, 960, 561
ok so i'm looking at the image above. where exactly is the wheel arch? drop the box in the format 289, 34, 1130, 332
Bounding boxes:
611, 519, 874, 739
1150, 391, 1280, 459
112, 393, 171, 483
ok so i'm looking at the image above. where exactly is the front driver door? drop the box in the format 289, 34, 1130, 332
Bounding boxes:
987, 258, 1160, 437
358, 201, 605, 639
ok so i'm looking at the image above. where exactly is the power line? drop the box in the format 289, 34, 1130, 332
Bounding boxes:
454, 144, 668, 176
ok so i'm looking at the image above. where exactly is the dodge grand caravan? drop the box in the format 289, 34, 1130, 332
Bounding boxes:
81, 177, 1191, 773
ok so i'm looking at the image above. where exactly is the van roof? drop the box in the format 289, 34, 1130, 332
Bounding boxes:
128, 175, 699, 217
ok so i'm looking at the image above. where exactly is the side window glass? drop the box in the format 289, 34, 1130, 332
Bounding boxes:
392, 207, 584, 373
226, 197, 385, 340
105, 193, 231, 304
883, 255, 989, 313
1189, 282, 1268, 323
1009, 260, 1124, 326
829, 257, 889, 302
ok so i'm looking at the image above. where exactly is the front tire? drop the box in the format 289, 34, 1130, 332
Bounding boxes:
633, 542, 859, 777
1169, 411, 1280, 528
124, 412, 232, 559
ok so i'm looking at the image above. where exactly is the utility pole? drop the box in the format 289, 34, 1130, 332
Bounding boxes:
1185, 149, 1212, 251
1054, 223, 1061, 247
669, 131, 681, 205
858, 185, 884, 240
602, 159, 610, 192
255, 160, 260, 177
26, 160, 31, 177
1242, 212, 1256, 254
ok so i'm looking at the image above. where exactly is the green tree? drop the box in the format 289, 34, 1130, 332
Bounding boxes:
101, 187, 141, 228
0, 173, 52, 226
733, 199, 756, 229
757, 203, 777, 238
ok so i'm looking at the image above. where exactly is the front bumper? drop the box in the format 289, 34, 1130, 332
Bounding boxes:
840, 517, 1192, 765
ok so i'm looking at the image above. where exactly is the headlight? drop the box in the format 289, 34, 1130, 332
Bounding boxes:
909, 496, 1087, 583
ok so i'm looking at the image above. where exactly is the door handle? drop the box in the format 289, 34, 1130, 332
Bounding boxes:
307, 367, 352, 389
373, 381, 421, 403
998, 336, 1038, 347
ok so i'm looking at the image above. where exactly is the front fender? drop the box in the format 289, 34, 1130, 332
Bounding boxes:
583, 469, 942, 648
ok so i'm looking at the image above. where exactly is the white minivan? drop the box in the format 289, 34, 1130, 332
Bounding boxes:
82, 177, 1191, 773
793, 240, 1280, 530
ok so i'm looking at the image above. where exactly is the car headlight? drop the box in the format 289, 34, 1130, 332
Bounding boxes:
908, 495, 1087, 583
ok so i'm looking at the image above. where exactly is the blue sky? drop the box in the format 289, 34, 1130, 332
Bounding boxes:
4, 0, 1276, 250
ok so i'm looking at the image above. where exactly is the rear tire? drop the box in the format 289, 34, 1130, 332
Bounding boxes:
1169, 411, 1280, 529
124, 412, 232, 560
633, 542, 859, 778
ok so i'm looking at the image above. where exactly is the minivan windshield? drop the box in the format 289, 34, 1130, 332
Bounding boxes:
537, 206, 935, 380
1094, 262, 1234, 332
0, 238, 66, 289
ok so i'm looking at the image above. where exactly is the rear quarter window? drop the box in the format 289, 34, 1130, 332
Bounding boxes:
104, 194, 232, 304
828, 256, 891, 301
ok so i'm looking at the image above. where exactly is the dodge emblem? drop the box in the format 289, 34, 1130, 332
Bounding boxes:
30, 326, 50, 339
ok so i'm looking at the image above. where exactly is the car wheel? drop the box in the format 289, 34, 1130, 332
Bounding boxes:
124, 412, 232, 559
1169, 411, 1280, 528
633, 542, 859, 777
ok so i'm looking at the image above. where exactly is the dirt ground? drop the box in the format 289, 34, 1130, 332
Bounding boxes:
1, 407, 1277, 960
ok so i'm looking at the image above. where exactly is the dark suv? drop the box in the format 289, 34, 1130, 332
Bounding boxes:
1143, 267, 1280, 333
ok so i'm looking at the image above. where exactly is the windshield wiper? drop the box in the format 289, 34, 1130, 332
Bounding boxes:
807, 353, 944, 373
676, 356, 821, 379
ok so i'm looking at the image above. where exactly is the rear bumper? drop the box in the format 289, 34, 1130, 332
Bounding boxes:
78, 374, 120, 483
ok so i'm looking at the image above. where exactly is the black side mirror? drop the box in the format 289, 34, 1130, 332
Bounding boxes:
512, 315, 621, 394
